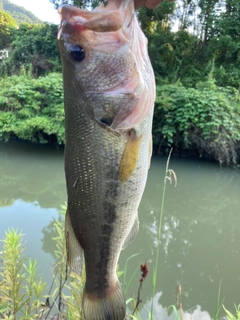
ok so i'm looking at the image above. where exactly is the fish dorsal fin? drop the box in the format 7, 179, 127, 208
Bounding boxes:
122, 215, 139, 250
65, 209, 84, 275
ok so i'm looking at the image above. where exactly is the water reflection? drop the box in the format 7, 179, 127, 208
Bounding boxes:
139, 293, 212, 320
119, 157, 240, 318
0, 140, 65, 208
41, 217, 62, 257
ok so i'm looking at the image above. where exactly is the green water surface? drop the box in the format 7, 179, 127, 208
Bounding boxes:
0, 140, 239, 320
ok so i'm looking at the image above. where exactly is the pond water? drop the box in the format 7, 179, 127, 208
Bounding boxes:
0, 140, 240, 320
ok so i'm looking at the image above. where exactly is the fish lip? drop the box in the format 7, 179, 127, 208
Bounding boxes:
58, 0, 135, 35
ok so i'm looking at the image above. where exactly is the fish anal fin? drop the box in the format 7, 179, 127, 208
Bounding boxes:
122, 215, 139, 250
83, 281, 126, 320
119, 130, 142, 182
65, 209, 84, 275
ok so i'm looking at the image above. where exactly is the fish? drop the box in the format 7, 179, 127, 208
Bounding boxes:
58, 0, 155, 319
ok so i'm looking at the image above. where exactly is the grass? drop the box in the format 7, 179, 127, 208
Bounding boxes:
0, 229, 46, 319
0, 206, 85, 320
223, 304, 240, 320
214, 280, 224, 320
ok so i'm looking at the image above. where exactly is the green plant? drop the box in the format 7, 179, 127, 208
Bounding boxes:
213, 280, 223, 320
223, 304, 240, 320
167, 305, 181, 320
153, 81, 240, 164
0, 229, 46, 319
122, 253, 140, 295
2, 22, 61, 77
149, 149, 177, 320
0, 206, 84, 319
0, 73, 65, 144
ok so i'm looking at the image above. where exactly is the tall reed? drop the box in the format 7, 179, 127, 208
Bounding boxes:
150, 149, 177, 319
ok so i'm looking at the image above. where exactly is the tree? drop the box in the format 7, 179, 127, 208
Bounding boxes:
203, 0, 240, 87
138, 1, 175, 34
0, 10, 16, 50
3, 0, 42, 24
2, 23, 61, 76
0, 73, 65, 144
49, 0, 100, 10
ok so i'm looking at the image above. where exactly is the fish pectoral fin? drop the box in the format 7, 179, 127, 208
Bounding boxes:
122, 215, 139, 250
65, 209, 84, 275
119, 129, 142, 182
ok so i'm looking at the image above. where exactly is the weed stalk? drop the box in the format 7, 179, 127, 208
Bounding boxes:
150, 149, 176, 319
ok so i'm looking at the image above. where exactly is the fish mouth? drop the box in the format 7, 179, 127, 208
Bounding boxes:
58, 0, 135, 39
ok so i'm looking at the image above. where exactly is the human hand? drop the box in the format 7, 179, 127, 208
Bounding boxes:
134, 0, 174, 10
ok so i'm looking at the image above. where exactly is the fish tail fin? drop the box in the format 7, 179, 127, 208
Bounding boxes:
83, 281, 126, 320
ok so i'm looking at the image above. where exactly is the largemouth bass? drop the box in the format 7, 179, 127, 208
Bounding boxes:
58, 0, 155, 319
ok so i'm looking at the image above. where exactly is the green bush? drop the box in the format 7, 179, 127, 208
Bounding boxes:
1, 72, 240, 165
1, 23, 61, 77
0, 72, 65, 144
153, 79, 240, 164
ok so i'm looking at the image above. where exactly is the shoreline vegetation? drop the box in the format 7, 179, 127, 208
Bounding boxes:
0, 0, 240, 166
0, 71, 240, 166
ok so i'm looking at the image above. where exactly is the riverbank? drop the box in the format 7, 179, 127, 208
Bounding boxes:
1, 73, 240, 166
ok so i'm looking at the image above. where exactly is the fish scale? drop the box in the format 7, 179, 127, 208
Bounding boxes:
58, 0, 156, 318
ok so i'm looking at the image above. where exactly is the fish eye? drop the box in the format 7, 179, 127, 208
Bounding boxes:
68, 44, 85, 62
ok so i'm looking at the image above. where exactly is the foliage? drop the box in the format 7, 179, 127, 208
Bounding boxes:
136, 0, 240, 88
1, 0, 42, 25
1, 23, 61, 76
214, 280, 223, 320
41, 204, 85, 319
0, 208, 83, 319
0, 72, 65, 144
0, 229, 46, 319
138, 1, 175, 34
150, 150, 177, 319
49, 0, 101, 10
0, 10, 16, 50
153, 79, 240, 164
223, 305, 240, 320
1, 71, 240, 164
